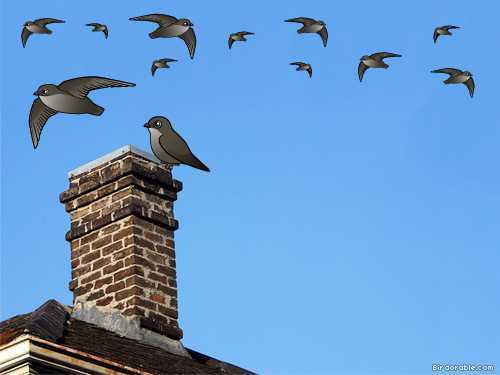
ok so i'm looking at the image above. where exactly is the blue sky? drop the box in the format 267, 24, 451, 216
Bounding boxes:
2, 0, 500, 374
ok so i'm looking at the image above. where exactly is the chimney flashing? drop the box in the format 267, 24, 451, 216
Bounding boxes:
68, 145, 162, 179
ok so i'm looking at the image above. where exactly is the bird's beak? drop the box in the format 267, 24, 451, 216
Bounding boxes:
189, 22, 194, 26
144, 123, 149, 128
33, 92, 38, 96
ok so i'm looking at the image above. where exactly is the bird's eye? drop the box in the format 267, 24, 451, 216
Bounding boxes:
184, 22, 188, 26
42, 89, 49, 96
154, 120, 162, 128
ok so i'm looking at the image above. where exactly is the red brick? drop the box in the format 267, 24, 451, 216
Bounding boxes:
113, 226, 138, 242
72, 264, 91, 279
168, 259, 176, 268
96, 296, 113, 306
68, 280, 78, 291
101, 241, 123, 256
156, 265, 176, 278
81, 270, 102, 285
102, 201, 122, 217
95, 276, 113, 289
155, 244, 175, 258
71, 240, 80, 250
105, 281, 125, 294
168, 279, 177, 288
91, 198, 110, 212
71, 244, 91, 260
154, 227, 174, 239
125, 275, 155, 289
71, 258, 80, 269
91, 234, 112, 250
145, 250, 166, 265
114, 265, 144, 282
111, 186, 134, 202
126, 296, 157, 311
92, 256, 111, 271
103, 260, 124, 275
81, 249, 101, 265
113, 246, 143, 261
99, 222, 122, 236
150, 293, 165, 304
143, 230, 163, 244
115, 286, 144, 301
158, 305, 178, 319
74, 284, 92, 296
122, 306, 146, 317
80, 231, 99, 246
157, 284, 177, 297
124, 255, 155, 270
169, 298, 178, 308
149, 272, 167, 284
87, 290, 105, 301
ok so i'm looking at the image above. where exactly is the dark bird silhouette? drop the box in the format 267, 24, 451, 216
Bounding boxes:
144, 116, 210, 172
21, 18, 65, 47
152, 58, 177, 76
358, 52, 402, 82
434, 25, 459, 43
29, 77, 136, 148
290, 62, 312, 78
129, 14, 196, 59
431, 68, 474, 98
284, 17, 328, 47
86, 23, 108, 38
228, 31, 254, 49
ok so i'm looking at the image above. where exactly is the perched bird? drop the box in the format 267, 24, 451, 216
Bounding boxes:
431, 68, 474, 98
290, 62, 312, 78
228, 31, 254, 49
144, 116, 210, 172
152, 58, 177, 76
29, 77, 136, 148
86, 23, 108, 39
358, 52, 402, 82
21, 18, 65, 47
129, 14, 196, 59
284, 18, 328, 47
434, 25, 459, 43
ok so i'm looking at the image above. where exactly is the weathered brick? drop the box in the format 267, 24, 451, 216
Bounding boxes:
124, 255, 155, 271
105, 281, 125, 294
114, 265, 145, 282
155, 244, 175, 258
150, 293, 165, 304
115, 286, 144, 301
122, 306, 146, 317
164, 239, 175, 248
92, 234, 112, 250
169, 298, 178, 308
72, 264, 91, 279
81, 270, 102, 285
71, 240, 80, 250
145, 249, 166, 265
111, 186, 134, 202
91, 197, 111, 212
96, 296, 113, 307
155, 227, 174, 239
126, 296, 157, 311
156, 265, 176, 278
81, 249, 101, 265
102, 201, 122, 217
149, 271, 167, 284
99, 222, 122, 237
157, 284, 177, 297
95, 276, 113, 289
113, 246, 143, 261
68, 279, 78, 291
74, 283, 92, 296
168, 258, 176, 268
101, 241, 123, 256
113, 226, 138, 242
125, 275, 155, 289
101, 161, 122, 184
87, 290, 105, 301
143, 230, 163, 244
71, 258, 80, 269
158, 305, 179, 319
167, 279, 177, 288
92, 255, 111, 271
80, 231, 99, 246
103, 260, 124, 275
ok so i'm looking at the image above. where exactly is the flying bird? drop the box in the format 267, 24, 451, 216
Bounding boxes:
431, 68, 474, 98
434, 25, 459, 43
86, 23, 108, 38
144, 116, 210, 172
228, 31, 254, 49
290, 62, 312, 78
284, 17, 328, 47
129, 14, 196, 59
29, 77, 136, 148
21, 18, 65, 47
358, 52, 402, 82
152, 58, 177, 76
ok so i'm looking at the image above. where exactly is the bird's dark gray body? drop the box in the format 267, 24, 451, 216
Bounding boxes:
130, 14, 196, 59
86, 23, 108, 38
431, 68, 474, 97
358, 52, 402, 82
434, 25, 459, 43
29, 77, 136, 148
290, 62, 312, 78
152, 59, 177, 76
21, 18, 65, 47
144, 116, 209, 172
284, 17, 328, 47
229, 31, 254, 49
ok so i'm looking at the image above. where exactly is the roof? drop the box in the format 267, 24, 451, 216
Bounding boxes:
1, 300, 255, 375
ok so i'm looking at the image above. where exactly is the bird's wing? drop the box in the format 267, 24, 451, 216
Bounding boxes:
236, 31, 254, 36
58, 77, 135, 98
151, 64, 157, 76
442, 25, 459, 30
86, 23, 101, 27
158, 58, 177, 63
433, 30, 439, 43
318, 26, 328, 47
34, 18, 65, 26
307, 67, 312, 78
228, 35, 234, 49
129, 14, 178, 27
159, 132, 210, 172
178, 28, 196, 59
370, 52, 401, 61
21, 27, 32, 48
430, 68, 462, 77
29, 98, 59, 149
464, 77, 474, 98
290, 62, 304, 66
284, 17, 316, 26
103, 27, 108, 38
358, 61, 369, 82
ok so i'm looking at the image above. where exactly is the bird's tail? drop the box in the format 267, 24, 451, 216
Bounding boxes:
90, 105, 105, 116
297, 30, 304, 34
47, 30, 52, 34
149, 31, 159, 39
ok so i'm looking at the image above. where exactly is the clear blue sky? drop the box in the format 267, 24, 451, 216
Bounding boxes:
2, 1, 500, 374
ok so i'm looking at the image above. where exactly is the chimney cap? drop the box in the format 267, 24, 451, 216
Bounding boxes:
68, 145, 161, 179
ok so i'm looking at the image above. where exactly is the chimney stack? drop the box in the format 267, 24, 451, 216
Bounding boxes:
59, 145, 188, 356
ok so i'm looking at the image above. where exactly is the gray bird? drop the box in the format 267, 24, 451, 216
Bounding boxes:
86, 23, 108, 39
358, 52, 402, 82
129, 14, 196, 59
284, 17, 328, 47
431, 68, 474, 98
21, 18, 65, 48
152, 58, 177, 76
29, 77, 136, 148
144, 116, 210, 172
434, 25, 459, 43
228, 31, 254, 49
290, 62, 312, 78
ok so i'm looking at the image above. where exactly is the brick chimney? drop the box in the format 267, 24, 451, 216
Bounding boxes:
59, 145, 188, 356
